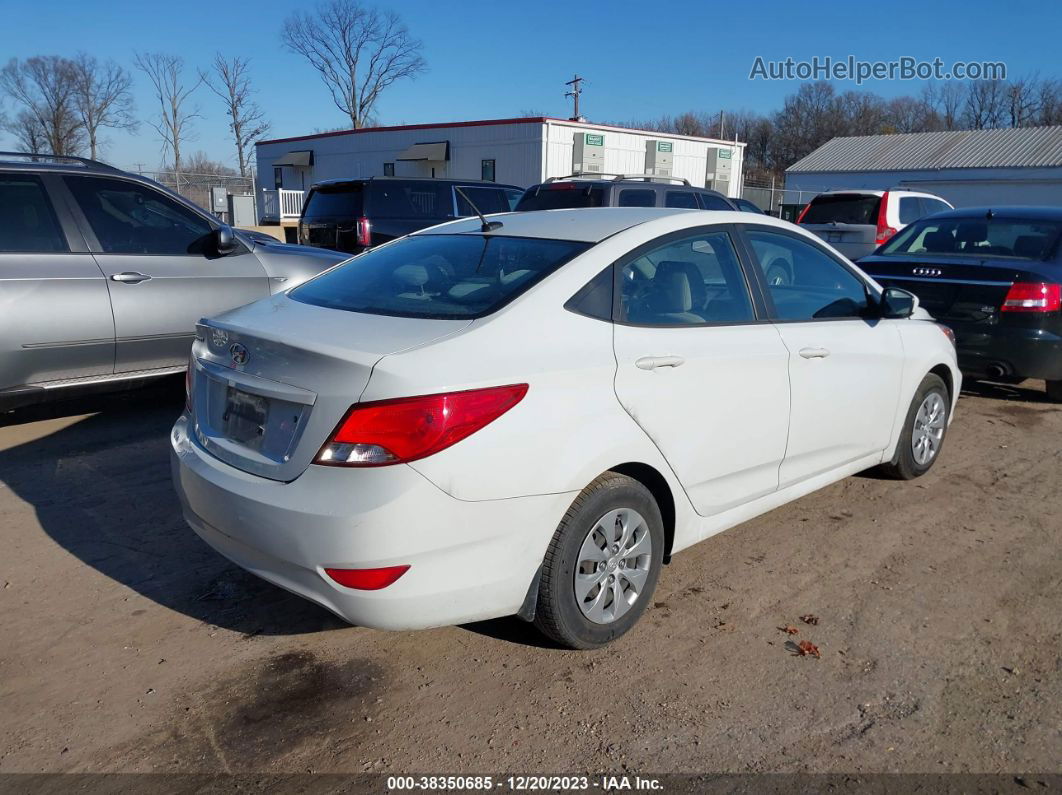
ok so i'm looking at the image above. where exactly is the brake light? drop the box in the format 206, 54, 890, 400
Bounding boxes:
1001, 282, 1062, 313
325, 565, 409, 590
316, 384, 529, 466
546, 182, 582, 190
356, 216, 371, 247
795, 202, 811, 223
875, 192, 897, 244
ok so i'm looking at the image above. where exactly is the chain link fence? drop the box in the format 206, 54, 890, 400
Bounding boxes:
741, 179, 838, 220
136, 170, 256, 222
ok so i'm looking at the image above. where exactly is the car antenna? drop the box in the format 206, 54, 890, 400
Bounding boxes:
454, 186, 503, 232
985, 209, 994, 219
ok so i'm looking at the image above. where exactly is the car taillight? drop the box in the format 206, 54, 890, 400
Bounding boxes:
875, 192, 897, 244
316, 384, 529, 467
1001, 282, 1062, 313
356, 216, 371, 247
325, 565, 409, 590
795, 202, 811, 223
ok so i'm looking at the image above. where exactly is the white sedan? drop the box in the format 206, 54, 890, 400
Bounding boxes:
171, 208, 959, 649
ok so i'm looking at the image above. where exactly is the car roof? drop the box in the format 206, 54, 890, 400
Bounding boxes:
413, 207, 796, 243
531, 177, 727, 194
922, 205, 1062, 221
311, 176, 522, 190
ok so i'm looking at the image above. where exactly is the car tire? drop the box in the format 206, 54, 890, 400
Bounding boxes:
533, 473, 664, 649
1046, 380, 1062, 403
879, 373, 950, 480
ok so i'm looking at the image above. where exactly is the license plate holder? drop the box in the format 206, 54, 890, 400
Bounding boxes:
223, 387, 269, 449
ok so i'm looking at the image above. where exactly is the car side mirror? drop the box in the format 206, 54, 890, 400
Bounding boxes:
879, 286, 917, 319
215, 224, 237, 255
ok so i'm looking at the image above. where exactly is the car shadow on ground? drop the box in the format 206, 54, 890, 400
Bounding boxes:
0, 381, 347, 636
960, 378, 1054, 404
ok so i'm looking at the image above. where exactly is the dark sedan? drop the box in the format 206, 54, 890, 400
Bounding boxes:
859, 206, 1062, 402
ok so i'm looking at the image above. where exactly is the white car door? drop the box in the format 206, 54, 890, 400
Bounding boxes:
612, 226, 792, 517
740, 226, 905, 488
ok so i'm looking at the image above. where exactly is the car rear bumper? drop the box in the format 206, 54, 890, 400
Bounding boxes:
950, 321, 1062, 381
170, 414, 573, 630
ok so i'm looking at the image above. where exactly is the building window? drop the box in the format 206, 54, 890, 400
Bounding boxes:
273, 167, 282, 190
383, 162, 395, 176
481, 159, 496, 182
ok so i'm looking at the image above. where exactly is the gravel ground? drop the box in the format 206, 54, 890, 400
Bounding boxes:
0, 377, 1059, 776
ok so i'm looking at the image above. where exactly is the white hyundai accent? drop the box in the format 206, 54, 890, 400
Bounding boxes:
171, 208, 960, 649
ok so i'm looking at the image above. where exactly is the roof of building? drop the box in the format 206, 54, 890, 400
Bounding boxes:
257, 116, 745, 148
787, 126, 1062, 173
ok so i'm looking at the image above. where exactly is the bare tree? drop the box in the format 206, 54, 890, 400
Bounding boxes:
7, 110, 49, 153
0, 56, 84, 155
1005, 76, 1043, 128
281, 0, 426, 129
963, 79, 1007, 129
134, 52, 202, 184
70, 53, 136, 160
200, 54, 271, 178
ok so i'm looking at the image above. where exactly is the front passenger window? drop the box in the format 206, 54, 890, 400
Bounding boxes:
65, 175, 214, 255
746, 229, 870, 321
619, 231, 754, 326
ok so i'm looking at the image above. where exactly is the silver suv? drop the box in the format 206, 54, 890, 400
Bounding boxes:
0, 153, 348, 411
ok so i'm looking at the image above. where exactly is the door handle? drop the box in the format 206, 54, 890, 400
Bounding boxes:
635, 355, 685, 370
111, 271, 151, 284
799, 346, 831, 359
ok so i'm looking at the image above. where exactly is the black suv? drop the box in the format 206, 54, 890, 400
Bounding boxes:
515, 174, 738, 212
298, 177, 524, 254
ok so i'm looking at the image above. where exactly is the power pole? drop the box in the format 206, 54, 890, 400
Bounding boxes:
565, 75, 585, 122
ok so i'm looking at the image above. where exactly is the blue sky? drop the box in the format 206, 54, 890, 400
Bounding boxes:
1, 0, 1058, 170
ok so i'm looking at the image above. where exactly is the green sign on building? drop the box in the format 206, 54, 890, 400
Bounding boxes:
657, 141, 673, 152
585, 133, 604, 146
718, 148, 732, 159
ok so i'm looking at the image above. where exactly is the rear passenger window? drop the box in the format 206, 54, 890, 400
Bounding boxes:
455, 186, 510, 215
665, 191, 699, 209
699, 194, 732, 210
899, 197, 922, 224
619, 230, 754, 326
618, 189, 656, 207
745, 229, 870, 321
0, 175, 68, 252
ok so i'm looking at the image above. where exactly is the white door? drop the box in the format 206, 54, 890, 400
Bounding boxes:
612, 227, 791, 517
741, 227, 905, 488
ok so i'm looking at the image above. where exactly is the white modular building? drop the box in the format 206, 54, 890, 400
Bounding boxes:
255, 116, 745, 227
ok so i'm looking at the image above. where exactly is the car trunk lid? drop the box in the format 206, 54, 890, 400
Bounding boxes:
861, 255, 1034, 322
801, 222, 879, 259
190, 294, 471, 481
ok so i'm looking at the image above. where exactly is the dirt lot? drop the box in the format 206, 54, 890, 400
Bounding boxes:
0, 378, 1059, 776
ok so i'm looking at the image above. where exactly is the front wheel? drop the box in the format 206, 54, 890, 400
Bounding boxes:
879, 373, 950, 480
533, 473, 664, 649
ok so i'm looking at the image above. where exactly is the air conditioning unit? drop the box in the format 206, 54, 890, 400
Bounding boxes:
573, 132, 604, 173
645, 140, 673, 177
706, 147, 735, 194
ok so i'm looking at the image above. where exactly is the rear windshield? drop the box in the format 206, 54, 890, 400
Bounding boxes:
370, 181, 452, 219
290, 234, 591, 319
880, 217, 1062, 260
516, 184, 606, 211
801, 194, 882, 225
303, 185, 364, 219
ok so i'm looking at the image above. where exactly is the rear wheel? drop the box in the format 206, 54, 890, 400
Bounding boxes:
1046, 380, 1062, 403
879, 373, 950, 480
534, 473, 664, 649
